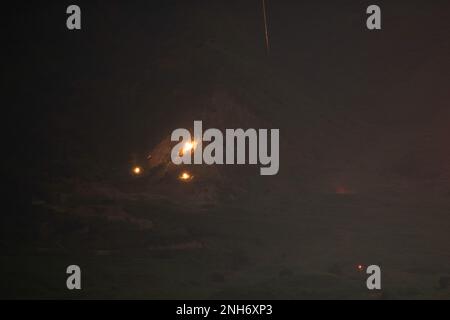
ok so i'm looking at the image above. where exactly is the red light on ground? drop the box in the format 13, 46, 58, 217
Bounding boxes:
357, 264, 364, 271
336, 186, 349, 194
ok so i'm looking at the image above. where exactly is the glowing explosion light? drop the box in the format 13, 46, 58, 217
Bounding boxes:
180, 141, 197, 156
132, 166, 142, 175
179, 171, 192, 181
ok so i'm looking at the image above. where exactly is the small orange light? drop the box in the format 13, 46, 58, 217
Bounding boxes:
179, 171, 192, 181
357, 264, 364, 271
179, 140, 197, 156
132, 166, 142, 175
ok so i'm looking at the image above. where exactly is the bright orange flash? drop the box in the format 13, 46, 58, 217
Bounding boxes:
179, 172, 192, 181
133, 166, 142, 175
180, 141, 197, 156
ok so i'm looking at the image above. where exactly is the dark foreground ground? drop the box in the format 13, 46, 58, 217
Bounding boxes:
3, 183, 450, 299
